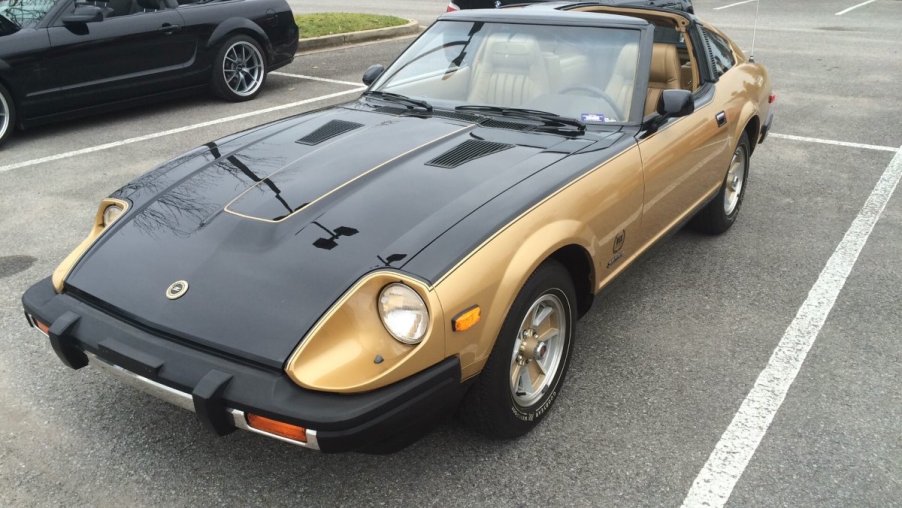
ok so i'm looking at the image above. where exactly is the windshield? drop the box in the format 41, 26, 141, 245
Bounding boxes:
371, 20, 642, 123
0, 0, 55, 28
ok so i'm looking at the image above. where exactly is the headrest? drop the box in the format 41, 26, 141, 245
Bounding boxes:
136, 0, 159, 10
650, 43, 679, 84
486, 35, 541, 69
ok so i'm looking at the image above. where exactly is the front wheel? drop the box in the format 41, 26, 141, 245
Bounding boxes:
460, 260, 576, 439
0, 83, 15, 148
210, 35, 267, 102
691, 132, 751, 234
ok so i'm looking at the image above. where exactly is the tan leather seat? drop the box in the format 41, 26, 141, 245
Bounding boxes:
645, 43, 681, 116
468, 34, 550, 107
604, 43, 639, 120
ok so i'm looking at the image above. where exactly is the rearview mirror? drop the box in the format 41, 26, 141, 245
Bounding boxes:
62, 5, 104, 29
657, 89, 694, 118
362, 64, 385, 86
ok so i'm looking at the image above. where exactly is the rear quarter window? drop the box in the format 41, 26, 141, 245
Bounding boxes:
701, 27, 735, 79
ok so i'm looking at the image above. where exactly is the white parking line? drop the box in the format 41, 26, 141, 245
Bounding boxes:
270, 72, 361, 87
682, 144, 902, 508
770, 133, 898, 152
714, 0, 757, 11
0, 88, 365, 174
836, 0, 878, 15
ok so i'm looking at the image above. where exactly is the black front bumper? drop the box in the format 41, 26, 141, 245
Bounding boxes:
22, 277, 465, 453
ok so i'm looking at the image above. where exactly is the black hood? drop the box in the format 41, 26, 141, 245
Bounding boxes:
66, 106, 627, 368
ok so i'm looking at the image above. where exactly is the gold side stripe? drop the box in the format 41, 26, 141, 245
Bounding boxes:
430, 143, 634, 289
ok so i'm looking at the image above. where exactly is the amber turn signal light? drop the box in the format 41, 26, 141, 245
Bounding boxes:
246, 413, 307, 442
452, 305, 481, 332
33, 317, 50, 336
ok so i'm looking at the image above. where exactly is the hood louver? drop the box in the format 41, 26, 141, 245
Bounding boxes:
296, 120, 364, 145
426, 139, 514, 169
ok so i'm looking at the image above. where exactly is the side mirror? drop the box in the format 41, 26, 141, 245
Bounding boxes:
657, 89, 694, 118
362, 64, 385, 86
62, 5, 104, 29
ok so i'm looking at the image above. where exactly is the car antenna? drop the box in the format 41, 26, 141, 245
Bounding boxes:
749, 0, 761, 63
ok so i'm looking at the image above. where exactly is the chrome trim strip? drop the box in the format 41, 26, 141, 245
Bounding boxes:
86, 353, 320, 450
90, 352, 195, 412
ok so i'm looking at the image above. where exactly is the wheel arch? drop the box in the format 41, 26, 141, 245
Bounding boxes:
435, 218, 599, 380
742, 114, 760, 155
548, 244, 595, 318
736, 101, 760, 155
207, 18, 272, 60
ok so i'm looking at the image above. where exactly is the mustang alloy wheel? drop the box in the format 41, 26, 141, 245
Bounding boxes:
461, 260, 576, 438
0, 83, 14, 148
211, 35, 267, 102
692, 131, 751, 234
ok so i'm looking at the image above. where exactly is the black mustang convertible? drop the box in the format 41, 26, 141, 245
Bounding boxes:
0, 0, 298, 146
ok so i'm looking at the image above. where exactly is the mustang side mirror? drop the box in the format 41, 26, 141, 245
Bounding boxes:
362, 64, 385, 86
657, 89, 694, 118
62, 5, 104, 30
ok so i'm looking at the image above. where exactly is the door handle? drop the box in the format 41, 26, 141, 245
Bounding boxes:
160, 23, 181, 35
715, 111, 727, 127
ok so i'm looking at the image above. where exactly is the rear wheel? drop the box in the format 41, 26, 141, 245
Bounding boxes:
210, 35, 267, 102
691, 132, 750, 234
460, 260, 576, 438
0, 83, 15, 148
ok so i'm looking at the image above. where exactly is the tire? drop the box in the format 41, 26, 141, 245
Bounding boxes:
691, 131, 751, 234
0, 83, 15, 148
460, 260, 577, 439
210, 35, 267, 102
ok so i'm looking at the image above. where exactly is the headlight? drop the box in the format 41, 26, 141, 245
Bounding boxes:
378, 283, 428, 344
102, 203, 125, 226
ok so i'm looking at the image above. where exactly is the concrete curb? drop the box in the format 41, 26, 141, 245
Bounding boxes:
297, 19, 422, 52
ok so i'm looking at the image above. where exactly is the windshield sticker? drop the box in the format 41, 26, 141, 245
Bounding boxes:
580, 113, 606, 123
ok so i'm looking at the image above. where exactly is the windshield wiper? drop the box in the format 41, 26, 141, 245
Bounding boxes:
363, 91, 432, 112
455, 105, 585, 133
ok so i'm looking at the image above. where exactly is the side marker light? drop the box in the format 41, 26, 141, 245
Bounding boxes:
246, 413, 308, 442
452, 306, 481, 332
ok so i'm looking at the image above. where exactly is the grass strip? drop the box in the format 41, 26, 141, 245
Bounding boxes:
295, 12, 408, 39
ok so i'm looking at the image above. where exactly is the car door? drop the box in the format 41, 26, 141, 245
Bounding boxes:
635, 28, 733, 244
45, 0, 198, 109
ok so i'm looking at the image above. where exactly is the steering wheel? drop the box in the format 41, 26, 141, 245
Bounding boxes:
558, 85, 624, 121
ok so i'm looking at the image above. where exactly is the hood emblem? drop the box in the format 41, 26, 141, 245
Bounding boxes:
165, 280, 189, 300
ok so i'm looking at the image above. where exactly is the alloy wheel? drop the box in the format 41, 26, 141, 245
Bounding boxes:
222, 41, 264, 97
723, 144, 747, 215
509, 292, 567, 407
0, 90, 9, 141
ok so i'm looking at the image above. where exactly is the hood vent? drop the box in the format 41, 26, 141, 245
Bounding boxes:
482, 119, 534, 131
296, 120, 364, 145
426, 139, 514, 169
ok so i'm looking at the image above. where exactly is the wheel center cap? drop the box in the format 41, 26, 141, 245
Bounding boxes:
534, 341, 548, 362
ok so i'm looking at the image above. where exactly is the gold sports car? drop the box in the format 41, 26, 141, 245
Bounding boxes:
22, 2, 774, 453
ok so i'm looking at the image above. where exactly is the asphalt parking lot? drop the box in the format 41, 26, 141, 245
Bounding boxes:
1, 0, 900, 506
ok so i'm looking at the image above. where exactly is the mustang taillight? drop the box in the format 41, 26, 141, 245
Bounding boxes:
769, 93, 777, 104
246, 413, 307, 442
